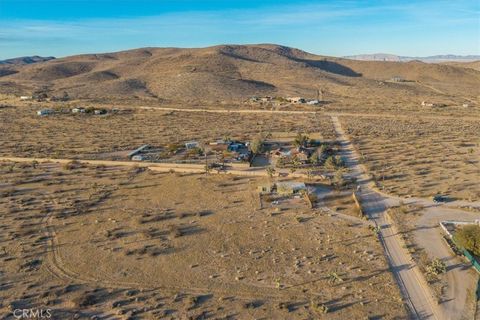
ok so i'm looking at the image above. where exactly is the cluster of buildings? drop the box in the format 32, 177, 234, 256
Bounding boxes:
249, 96, 321, 106
209, 139, 252, 162
128, 139, 253, 163
270, 143, 323, 167
36, 106, 110, 116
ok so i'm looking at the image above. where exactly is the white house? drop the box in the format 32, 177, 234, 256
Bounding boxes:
20, 96, 32, 101
306, 100, 320, 105
72, 107, 86, 113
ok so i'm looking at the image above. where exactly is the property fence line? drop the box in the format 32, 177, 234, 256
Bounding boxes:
439, 221, 480, 274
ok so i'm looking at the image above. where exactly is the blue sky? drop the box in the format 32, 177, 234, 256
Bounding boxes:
0, 0, 479, 59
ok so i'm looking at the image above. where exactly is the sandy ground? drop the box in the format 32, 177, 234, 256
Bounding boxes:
0, 161, 406, 319
339, 116, 480, 201
0, 105, 336, 160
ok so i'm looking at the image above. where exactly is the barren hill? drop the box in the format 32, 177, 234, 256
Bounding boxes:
0, 44, 478, 104
441, 60, 480, 72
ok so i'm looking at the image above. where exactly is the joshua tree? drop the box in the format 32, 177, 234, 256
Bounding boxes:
327, 271, 344, 284
266, 166, 276, 179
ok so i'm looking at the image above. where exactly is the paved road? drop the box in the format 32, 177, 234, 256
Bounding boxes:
331, 116, 445, 320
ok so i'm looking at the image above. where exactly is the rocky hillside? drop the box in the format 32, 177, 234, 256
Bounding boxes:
0, 44, 478, 103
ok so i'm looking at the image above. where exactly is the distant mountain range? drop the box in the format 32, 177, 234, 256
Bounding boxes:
343, 53, 480, 63
2, 53, 478, 66
0, 56, 55, 65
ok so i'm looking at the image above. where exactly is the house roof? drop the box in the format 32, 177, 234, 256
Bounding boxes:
276, 182, 306, 190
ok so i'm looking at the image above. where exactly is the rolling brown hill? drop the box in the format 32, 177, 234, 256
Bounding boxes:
441, 60, 480, 72
0, 44, 478, 104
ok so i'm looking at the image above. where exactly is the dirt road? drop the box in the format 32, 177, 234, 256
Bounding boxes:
138, 105, 480, 122
331, 116, 445, 320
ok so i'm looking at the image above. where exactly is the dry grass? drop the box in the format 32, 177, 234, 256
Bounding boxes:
0, 105, 336, 159
0, 161, 406, 319
341, 116, 480, 201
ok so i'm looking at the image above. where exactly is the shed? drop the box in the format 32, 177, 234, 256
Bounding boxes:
131, 155, 144, 161
185, 141, 200, 149
37, 109, 53, 116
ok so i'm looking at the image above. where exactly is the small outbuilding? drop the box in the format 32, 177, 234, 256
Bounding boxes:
37, 109, 53, 116
288, 97, 306, 104
72, 107, 86, 113
94, 109, 107, 115
306, 100, 320, 105
276, 182, 307, 195
185, 141, 200, 150
131, 155, 144, 161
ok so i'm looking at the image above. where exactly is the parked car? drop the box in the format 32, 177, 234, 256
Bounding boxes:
432, 194, 448, 203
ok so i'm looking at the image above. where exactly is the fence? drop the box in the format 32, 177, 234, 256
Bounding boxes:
440, 221, 480, 274
460, 246, 480, 273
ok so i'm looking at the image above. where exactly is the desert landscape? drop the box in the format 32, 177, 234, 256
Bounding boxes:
0, 40, 479, 320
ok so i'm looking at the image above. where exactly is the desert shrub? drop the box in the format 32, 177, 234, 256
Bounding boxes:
454, 224, 480, 256
72, 293, 97, 307
169, 225, 183, 238
310, 300, 329, 314
63, 160, 80, 170
325, 155, 344, 169
425, 258, 446, 276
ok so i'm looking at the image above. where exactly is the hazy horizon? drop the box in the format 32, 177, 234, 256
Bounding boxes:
1, 44, 480, 61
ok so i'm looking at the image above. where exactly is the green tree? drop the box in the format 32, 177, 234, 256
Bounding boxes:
454, 224, 480, 256
325, 156, 336, 169
293, 132, 309, 148
250, 136, 264, 155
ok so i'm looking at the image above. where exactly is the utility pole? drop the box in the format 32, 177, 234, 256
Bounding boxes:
204, 110, 208, 175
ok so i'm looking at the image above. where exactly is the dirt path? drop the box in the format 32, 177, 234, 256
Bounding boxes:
0, 156, 317, 180
415, 81, 478, 105
331, 116, 445, 320
137, 105, 480, 121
